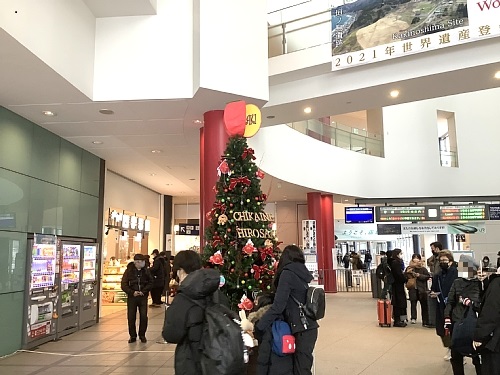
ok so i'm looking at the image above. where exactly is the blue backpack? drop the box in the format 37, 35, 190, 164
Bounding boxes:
272, 320, 295, 357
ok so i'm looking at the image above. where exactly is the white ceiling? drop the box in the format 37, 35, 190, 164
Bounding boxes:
1, 28, 499, 205
83, 0, 157, 18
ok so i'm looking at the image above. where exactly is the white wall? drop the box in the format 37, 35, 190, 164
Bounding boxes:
0, 0, 96, 98
249, 86, 500, 199
93, 0, 194, 100
198, 0, 269, 101
104, 171, 161, 250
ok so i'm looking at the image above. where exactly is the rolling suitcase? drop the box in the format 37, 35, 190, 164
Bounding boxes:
426, 294, 436, 327
377, 299, 392, 327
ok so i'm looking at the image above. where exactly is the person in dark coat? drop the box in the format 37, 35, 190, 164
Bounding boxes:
430, 250, 458, 360
244, 292, 293, 375
149, 249, 166, 307
444, 254, 482, 375
256, 245, 319, 375
389, 248, 408, 327
473, 273, 500, 375
121, 254, 153, 343
404, 254, 431, 325
161, 250, 220, 375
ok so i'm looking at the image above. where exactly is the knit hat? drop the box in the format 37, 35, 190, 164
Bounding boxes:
133, 254, 145, 261
459, 254, 479, 271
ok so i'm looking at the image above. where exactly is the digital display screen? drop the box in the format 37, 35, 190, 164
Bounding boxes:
439, 205, 488, 221
345, 207, 374, 224
376, 206, 427, 222
377, 224, 402, 235
488, 204, 500, 220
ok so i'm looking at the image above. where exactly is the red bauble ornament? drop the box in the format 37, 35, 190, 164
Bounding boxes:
255, 197, 259, 201
224, 189, 228, 192
209, 251, 224, 266
227, 228, 231, 232
244, 273, 248, 277
238, 295, 254, 311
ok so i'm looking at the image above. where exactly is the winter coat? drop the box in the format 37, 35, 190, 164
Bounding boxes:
248, 305, 293, 375
474, 275, 500, 353
427, 254, 441, 276
256, 262, 319, 335
150, 256, 166, 288
162, 268, 220, 375
444, 278, 482, 323
404, 260, 431, 301
350, 253, 362, 270
431, 265, 458, 337
120, 263, 153, 297
389, 258, 407, 309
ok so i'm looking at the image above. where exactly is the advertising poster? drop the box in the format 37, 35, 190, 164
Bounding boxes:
331, 0, 500, 69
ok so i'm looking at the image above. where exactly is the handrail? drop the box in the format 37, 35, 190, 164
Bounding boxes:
287, 119, 385, 157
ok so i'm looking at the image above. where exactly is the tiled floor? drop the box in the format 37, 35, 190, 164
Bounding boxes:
0, 293, 477, 374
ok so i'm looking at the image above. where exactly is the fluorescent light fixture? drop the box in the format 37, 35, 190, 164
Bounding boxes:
151, 150, 162, 154
92, 141, 103, 145
390, 90, 400, 98
193, 119, 202, 124
495, 71, 500, 79
303, 107, 312, 114
42, 110, 56, 116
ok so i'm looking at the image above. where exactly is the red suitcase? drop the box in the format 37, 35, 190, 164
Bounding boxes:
377, 299, 392, 327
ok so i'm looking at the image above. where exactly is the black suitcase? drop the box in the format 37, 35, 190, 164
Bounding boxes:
427, 294, 437, 327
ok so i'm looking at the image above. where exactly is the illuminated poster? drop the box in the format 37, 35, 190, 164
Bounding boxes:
331, 0, 500, 69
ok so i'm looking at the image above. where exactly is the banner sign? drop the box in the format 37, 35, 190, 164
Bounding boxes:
399, 222, 486, 234
331, 0, 500, 70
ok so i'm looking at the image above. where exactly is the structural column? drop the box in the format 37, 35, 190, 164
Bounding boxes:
200, 110, 229, 248
307, 192, 336, 292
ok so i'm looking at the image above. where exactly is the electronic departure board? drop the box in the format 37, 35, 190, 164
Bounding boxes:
488, 204, 500, 220
376, 206, 427, 222
439, 205, 488, 221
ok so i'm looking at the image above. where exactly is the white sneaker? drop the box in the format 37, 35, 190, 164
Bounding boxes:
411, 319, 416, 324
444, 349, 451, 361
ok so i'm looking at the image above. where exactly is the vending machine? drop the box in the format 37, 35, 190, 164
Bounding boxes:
79, 244, 99, 329
23, 234, 59, 349
57, 242, 81, 337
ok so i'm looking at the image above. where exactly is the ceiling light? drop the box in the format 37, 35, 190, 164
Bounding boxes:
344, 199, 349, 202
165, 183, 172, 186
189, 178, 196, 181
99, 109, 114, 115
151, 150, 162, 154
150, 173, 156, 176
495, 71, 500, 79
92, 141, 103, 145
389, 90, 400, 98
303, 107, 312, 114
193, 120, 202, 124
42, 110, 56, 117
266, 115, 275, 119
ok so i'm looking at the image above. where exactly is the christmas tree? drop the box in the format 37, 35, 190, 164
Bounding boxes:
202, 135, 280, 310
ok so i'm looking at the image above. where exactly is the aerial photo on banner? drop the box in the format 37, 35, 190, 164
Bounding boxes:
331, 0, 500, 69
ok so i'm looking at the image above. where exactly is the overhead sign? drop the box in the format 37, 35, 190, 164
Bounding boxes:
178, 224, 200, 236
399, 222, 486, 234
331, 0, 500, 70
376, 206, 427, 222
439, 205, 488, 221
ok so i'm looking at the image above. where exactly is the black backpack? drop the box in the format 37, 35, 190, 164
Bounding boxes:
376, 258, 392, 281
191, 296, 245, 375
292, 286, 326, 321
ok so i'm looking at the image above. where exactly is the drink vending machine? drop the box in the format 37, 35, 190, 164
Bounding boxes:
23, 235, 99, 347
23, 234, 59, 349
57, 241, 99, 337
79, 244, 98, 329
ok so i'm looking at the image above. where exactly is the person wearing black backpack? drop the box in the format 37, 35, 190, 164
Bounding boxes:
256, 245, 318, 375
162, 250, 240, 375
444, 255, 482, 375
